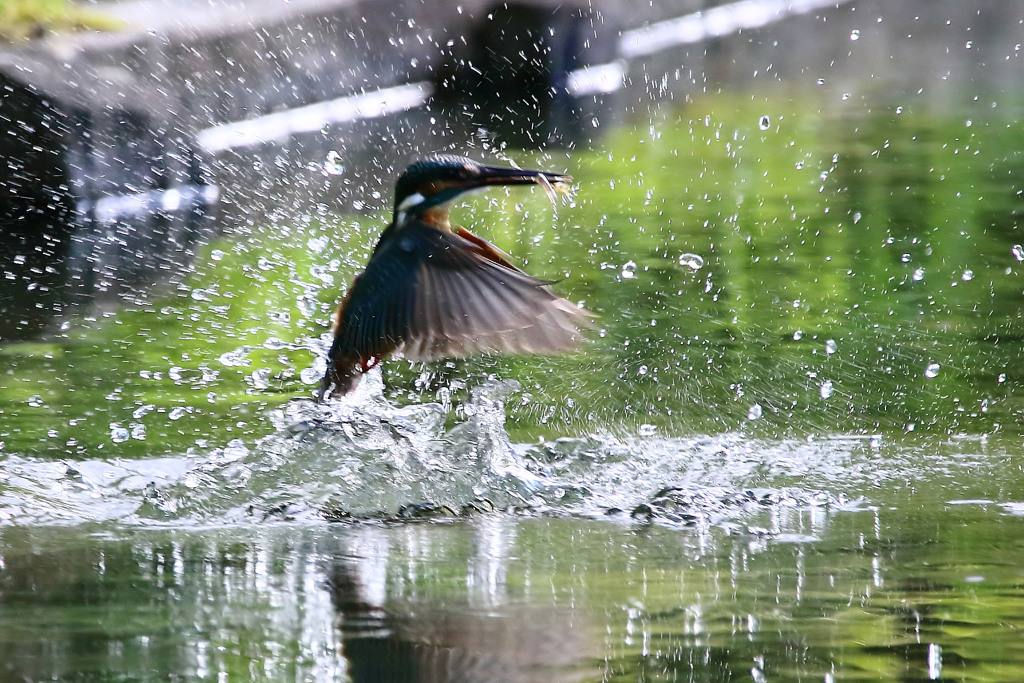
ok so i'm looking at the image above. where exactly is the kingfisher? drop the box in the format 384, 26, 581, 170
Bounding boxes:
318, 154, 591, 400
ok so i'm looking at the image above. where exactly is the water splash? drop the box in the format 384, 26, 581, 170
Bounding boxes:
0, 377, 923, 530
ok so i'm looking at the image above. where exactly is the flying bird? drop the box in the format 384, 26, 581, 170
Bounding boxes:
318, 154, 590, 400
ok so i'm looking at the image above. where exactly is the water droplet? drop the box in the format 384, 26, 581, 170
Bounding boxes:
637, 365, 648, 376
27, 395, 43, 407
816, 78, 825, 86
169, 406, 188, 421
928, 643, 943, 680
868, 434, 882, 449
210, 249, 225, 262
850, 29, 861, 41
961, 269, 974, 281
218, 348, 252, 367
925, 363, 941, 379
747, 404, 763, 421
758, 115, 770, 131
841, 92, 851, 101
819, 380, 834, 399
793, 330, 803, 341
825, 339, 838, 355
620, 260, 637, 279
912, 268, 925, 281
323, 150, 345, 176
998, 373, 1007, 383
130, 424, 147, 440
297, 295, 318, 318
190, 288, 212, 302
250, 368, 271, 390
268, 310, 291, 324
980, 398, 990, 413
895, 105, 903, 115
110, 426, 129, 443
132, 404, 156, 419
901, 253, 912, 263
678, 253, 704, 270
300, 367, 321, 385
256, 257, 275, 271
263, 337, 286, 350
223, 439, 249, 460
1013, 244, 1024, 262
638, 424, 656, 436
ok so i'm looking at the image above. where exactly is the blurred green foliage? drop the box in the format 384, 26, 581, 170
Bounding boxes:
0, 0, 120, 41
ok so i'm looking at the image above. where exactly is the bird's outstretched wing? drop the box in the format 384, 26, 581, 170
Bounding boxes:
330, 219, 591, 366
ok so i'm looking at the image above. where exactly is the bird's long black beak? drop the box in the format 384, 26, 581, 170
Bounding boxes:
474, 166, 572, 205
476, 165, 572, 189
406, 162, 574, 213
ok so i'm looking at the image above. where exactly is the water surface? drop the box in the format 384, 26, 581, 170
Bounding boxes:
2, 95, 1024, 680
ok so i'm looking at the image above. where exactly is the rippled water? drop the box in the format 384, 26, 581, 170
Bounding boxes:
5, 93, 1024, 679
5, 383, 1024, 680
3, 425, 1024, 680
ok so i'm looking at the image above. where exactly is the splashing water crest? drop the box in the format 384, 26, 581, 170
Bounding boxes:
0, 371, 880, 530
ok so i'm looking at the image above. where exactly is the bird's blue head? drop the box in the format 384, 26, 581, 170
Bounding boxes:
393, 154, 571, 218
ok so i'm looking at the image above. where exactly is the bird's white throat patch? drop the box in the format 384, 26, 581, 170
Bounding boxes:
397, 192, 426, 212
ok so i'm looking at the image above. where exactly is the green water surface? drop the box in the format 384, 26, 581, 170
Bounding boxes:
2, 94, 1024, 680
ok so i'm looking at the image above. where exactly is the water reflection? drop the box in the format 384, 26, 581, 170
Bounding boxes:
2, 497, 1024, 681
328, 522, 598, 682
